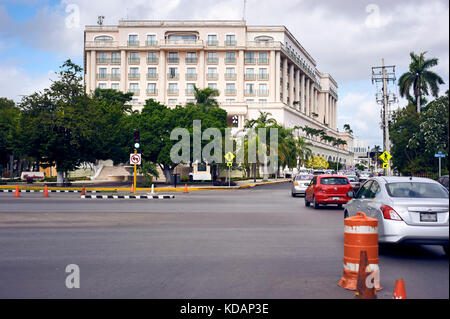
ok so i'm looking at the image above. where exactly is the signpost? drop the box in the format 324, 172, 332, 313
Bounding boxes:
224, 152, 235, 187
130, 152, 141, 195
434, 151, 446, 178
379, 151, 392, 175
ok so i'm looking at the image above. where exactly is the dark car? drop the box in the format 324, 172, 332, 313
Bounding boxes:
437, 175, 449, 190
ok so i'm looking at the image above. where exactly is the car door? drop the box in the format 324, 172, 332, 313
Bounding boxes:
348, 180, 373, 216
306, 176, 317, 202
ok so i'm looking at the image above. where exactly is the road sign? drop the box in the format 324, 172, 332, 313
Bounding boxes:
435, 152, 446, 158
130, 153, 142, 165
383, 162, 389, 169
224, 152, 235, 163
379, 151, 392, 162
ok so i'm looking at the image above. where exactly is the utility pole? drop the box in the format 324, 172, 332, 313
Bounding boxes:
372, 59, 397, 176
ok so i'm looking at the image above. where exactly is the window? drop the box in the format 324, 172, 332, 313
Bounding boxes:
129, 83, 139, 94
245, 52, 255, 63
356, 181, 373, 199
186, 83, 195, 94
129, 52, 140, 63
225, 67, 236, 79
208, 83, 217, 90
168, 99, 177, 105
98, 82, 107, 89
168, 52, 179, 63
129, 67, 139, 79
94, 35, 113, 43
226, 83, 236, 94
207, 34, 218, 46
259, 83, 268, 95
168, 83, 178, 94
147, 67, 157, 79
97, 52, 108, 63
98, 67, 107, 79
259, 52, 268, 63
147, 83, 157, 94
186, 52, 197, 63
386, 182, 449, 198
111, 68, 120, 79
147, 52, 158, 63
225, 34, 236, 46
226, 99, 235, 103
320, 177, 349, 185
259, 68, 268, 79
168, 67, 178, 79
111, 52, 120, 63
128, 34, 139, 46
207, 52, 218, 63
146, 34, 157, 46
225, 52, 236, 63
111, 83, 120, 91
207, 67, 218, 79
245, 83, 255, 95
245, 68, 255, 80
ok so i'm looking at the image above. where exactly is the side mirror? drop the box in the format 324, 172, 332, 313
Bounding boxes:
347, 191, 354, 198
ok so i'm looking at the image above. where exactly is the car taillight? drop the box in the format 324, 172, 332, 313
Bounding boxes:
380, 205, 403, 221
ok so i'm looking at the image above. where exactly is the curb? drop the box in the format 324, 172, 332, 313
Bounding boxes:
1, 189, 97, 193
81, 195, 175, 199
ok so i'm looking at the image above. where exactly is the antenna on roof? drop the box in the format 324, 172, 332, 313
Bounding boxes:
242, 0, 247, 21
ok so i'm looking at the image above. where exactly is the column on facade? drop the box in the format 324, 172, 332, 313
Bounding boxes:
289, 63, 294, 107
300, 73, 306, 113
90, 50, 96, 91
305, 77, 310, 116
86, 51, 91, 93
282, 57, 288, 104
238, 50, 245, 103
275, 51, 281, 102
335, 99, 338, 129
269, 50, 276, 102
159, 50, 166, 104
295, 69, 300, 111
199, 50, 205, 89
325, 92, 329, 125
314, 88, 318, 116
309, 81, 314, 116
120, 50, 126, 92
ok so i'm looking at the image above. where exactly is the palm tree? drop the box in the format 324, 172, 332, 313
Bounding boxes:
193, 86, 220, 109
295, 136, 313, 168
398, 51, 445, 113
343, 124, 353, 134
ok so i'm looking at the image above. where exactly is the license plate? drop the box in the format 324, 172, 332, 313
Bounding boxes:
420, 213, 437, 222
332, 197, 340, 200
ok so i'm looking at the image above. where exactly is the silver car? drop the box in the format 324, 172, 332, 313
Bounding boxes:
345, 176, 449, 255
291, 174, 313, 197
346, 175, 361, 190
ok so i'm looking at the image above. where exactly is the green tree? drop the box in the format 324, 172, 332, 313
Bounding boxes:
0, 98, 20, 176
398, 51, 445, 113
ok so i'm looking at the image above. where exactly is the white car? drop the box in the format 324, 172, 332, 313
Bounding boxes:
291, 174, 313, 197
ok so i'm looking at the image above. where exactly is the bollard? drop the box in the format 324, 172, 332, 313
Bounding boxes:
14, 185, 20, 197
338, 212, 381, 291
43, 185, 49, 197
81, 185, 86, 196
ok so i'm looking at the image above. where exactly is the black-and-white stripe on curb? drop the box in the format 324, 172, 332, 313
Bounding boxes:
1, 189, 98, 193
81, 195, 175, 199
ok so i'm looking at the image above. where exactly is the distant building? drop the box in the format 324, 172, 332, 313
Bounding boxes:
84, 19, 353, 165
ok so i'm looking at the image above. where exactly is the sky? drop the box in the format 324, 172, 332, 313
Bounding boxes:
0, 0, 448, 148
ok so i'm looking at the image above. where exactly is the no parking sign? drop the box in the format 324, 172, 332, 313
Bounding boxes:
130, 153, 142, 165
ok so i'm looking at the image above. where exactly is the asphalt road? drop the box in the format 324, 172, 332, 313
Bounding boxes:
0, 183, 448, 299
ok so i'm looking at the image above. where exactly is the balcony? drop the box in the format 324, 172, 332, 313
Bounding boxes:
146, 89, 158, 95
96, 73, 109, 80
96, 58, 109, 64
225, 57, 236, 64
110, 58, 121, 64
167, 57, 179, 64
258, 73, 269, 80
207, 40, 218, 46
258, 58, 269, 64
128, 58, 140, 64
145, 40, 158, 47
185, 73, 197, 80
225, 40, 237, 46
127, 40, 140, 47
185, 89, 195, 95
110, 73, 121, 80
128, 73, 140, 80
207, 57, 218, 64
244, 58, 256, 64
85, 40, 118, 49
128, 89, 140, 95
146, 57, 158, 64
244, 73, 256, 80
167, 88, 179, 95
185, 57, 198, 64
167, 73, 179, 80
258, 89, 269, 96
206, 73, 218, 80
244, 89, 256, 96
225, 89, 237, 95
160, 39, 203, 49
224, 73, 236, 80
146, 73, 158, 80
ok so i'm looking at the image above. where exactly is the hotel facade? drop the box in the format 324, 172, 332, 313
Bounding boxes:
84, 20, 354, 167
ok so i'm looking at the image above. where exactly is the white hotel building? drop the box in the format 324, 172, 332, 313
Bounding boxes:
84, 20, 354, 167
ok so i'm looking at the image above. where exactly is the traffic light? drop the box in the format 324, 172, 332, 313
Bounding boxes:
133, 130, 140, 149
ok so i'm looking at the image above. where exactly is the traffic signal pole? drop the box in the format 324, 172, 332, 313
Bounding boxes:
134, 149, 137, 196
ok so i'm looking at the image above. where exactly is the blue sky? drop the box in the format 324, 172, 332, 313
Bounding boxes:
0, 0, 448, 149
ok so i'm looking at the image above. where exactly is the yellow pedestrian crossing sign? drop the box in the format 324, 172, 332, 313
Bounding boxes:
379, 151, 392, 163
224, 152, 235, 163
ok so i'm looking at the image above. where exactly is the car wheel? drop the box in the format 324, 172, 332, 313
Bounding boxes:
291, 192, 296, 197
443, 245, 449, 256
337, 204, 343, 209
313, 196, 319, 209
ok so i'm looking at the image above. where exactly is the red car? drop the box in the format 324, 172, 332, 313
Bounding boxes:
305, 174, 353, 209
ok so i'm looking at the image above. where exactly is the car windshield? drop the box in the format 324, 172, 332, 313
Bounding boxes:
320, 177, 349, 185
297, 175, 313, 180
347, 177, 357, 182
386, 182, 449, 198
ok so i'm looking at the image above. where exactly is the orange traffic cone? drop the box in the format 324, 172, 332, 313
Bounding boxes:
355, 250, 377, 299
393, 279, 407, 299
43, 185, 49, 197
81, 185, 86, 196
14, 185, 20, 197
131, 184, 134, 194
184, 184, 188, 193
